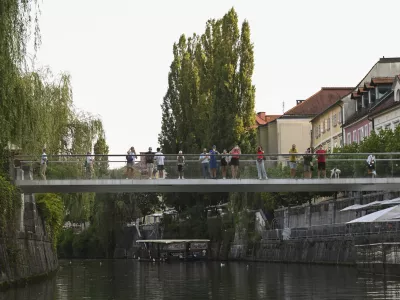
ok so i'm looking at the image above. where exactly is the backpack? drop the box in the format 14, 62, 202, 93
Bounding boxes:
178, 155, 184, 164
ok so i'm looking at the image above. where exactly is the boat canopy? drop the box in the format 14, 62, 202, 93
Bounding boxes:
136, 239, 210, 244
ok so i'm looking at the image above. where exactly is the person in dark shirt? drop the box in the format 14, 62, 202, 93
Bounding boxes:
145, 147, 155, 179
303, 148, 313, 179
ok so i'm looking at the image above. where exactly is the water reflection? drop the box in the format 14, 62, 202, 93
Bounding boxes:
1, 260, 400, 299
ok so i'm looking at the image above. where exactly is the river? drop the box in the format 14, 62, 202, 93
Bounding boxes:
2, 260, 400, 299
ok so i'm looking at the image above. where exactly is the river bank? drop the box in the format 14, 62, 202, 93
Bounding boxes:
0, 192, 58, 290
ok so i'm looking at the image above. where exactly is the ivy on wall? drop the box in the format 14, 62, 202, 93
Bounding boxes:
0, 175, 20, 235
36, 193, 64, 249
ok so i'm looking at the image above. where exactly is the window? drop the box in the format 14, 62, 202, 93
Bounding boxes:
327, 118, 331, 131
364, 124, 369, 137
322, 121, 325, 133
347, 133, 351, 144
314, 127, 319, 139
338, 112, 342, 124
362, 93, 369, 108
376, 126, 382, 133
333, 114, 337, 127
385, 123, 391, 130
394, 120, 400, 129
358, 127, 364, 142
370, 89, 376, 103
353, 130, 357, 142
369, 122, 373, 134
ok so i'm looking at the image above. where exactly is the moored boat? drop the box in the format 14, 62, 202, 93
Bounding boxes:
135, 239, 210, 262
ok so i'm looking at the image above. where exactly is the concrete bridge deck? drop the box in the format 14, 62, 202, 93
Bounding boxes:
14, 178, 400, 193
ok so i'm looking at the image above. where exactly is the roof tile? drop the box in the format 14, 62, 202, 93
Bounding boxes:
283, 87, 353, 116
371, 77, 395, 85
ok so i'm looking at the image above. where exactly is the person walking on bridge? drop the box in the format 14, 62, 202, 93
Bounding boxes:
85, 152, 94, 179
220, 149, 229, 179
289, 144, 298, 178
126, 147, 137, 179
155, 147, 165, 179
40, 148, 48, 180
209, 145, 219, 179
145, 147, 155, 179
199, 148, 210, 179
303, 148, 313, 179
316, 145, 327, 179
256, 146, 267, 179
366, 153, 376, 178
177, 150, 185, 179
230, 145, 241, 179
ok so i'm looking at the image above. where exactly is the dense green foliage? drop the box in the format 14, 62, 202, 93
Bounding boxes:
36, 193, 64, 248
0, 176, 20, 235
159, 8, 256, 154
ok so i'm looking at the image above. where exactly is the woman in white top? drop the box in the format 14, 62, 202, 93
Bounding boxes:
366, 154, 376, 178
40, 148, 48, 180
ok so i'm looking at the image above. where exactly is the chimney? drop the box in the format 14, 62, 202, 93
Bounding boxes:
296, 100, 305, 105
257, 112, 266, 121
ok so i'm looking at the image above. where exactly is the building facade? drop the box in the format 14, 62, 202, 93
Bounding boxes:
370, 77, 400, 132
342, 58, 400, 145
259, 87, 352, 164
310, 102, 345, 151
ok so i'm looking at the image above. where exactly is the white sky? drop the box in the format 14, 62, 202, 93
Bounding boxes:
35, 0, 400, 157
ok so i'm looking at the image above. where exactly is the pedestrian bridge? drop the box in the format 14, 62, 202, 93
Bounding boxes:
14, 178, 400, 194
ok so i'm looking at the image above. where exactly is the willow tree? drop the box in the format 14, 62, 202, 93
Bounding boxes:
0, 0, 41, 149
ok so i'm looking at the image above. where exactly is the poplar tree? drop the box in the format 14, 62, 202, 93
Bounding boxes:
159, 8, 256, 155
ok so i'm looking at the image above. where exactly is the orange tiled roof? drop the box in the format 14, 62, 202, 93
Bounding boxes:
283, 87, 353, 116
370, 77, 395, 85
364, 82, 374, 90
351, 92, 361, 100
254, 113, 281, 128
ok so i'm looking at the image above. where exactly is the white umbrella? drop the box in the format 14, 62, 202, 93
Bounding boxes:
347, 205, 400, 223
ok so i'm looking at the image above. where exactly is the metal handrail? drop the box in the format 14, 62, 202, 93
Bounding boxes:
12, 152, 400, 158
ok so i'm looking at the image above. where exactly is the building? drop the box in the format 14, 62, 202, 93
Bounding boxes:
310, 94, 349, 151
259, 87, 352, 164
369, 76, 400, 132
255, 112, 281, 151
342, 58, 400, 145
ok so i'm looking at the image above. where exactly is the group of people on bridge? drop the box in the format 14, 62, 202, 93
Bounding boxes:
37, 145, 377, 180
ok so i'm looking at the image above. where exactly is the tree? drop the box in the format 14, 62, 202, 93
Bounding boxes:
159, 8, 256, 154
94, 137, 109, 178
158, 8, 258, 239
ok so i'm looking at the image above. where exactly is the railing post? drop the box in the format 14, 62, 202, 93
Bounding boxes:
15, 167, 25, 232
391, 154, 394, 177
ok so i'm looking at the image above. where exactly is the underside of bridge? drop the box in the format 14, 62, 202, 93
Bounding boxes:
14, 178, 400, 193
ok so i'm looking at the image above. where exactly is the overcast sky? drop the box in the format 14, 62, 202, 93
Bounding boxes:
35, 0, 400, 158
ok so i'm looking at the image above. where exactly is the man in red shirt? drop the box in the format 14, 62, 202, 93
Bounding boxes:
315, 145, 326, 178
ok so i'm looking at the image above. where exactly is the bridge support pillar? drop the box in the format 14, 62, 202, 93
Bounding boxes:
283, 207, 289, 228
328, 200, 336, 224
15, 168, 25, 232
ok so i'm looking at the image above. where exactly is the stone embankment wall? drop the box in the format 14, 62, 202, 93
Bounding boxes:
274, 191, 398, 229
0, 169, 58, 288
227, 228, 400, 276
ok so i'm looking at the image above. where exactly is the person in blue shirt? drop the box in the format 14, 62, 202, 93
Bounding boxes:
209, 145, 219, 179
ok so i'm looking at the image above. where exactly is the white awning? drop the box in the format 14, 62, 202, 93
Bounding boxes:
136, 239, 210, 244
347, 205, 400, 223
341, 198, 400, 212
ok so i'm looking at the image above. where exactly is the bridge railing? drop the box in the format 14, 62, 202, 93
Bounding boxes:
11, 152, 400, 180
262, 222, 400, 240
